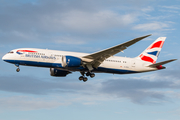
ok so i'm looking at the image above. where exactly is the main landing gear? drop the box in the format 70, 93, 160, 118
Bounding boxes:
15, 64, 20, 72
79, 71, 95, 82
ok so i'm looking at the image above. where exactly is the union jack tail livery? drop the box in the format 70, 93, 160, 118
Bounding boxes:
137, 37, 166, 64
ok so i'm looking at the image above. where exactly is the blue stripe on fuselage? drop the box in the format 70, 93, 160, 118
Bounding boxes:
3, 60, 62, 68
4, 60, 138, 74
93, 67, 138, 74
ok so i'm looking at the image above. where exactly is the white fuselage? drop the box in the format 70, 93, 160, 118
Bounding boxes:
2, 48, 158, 74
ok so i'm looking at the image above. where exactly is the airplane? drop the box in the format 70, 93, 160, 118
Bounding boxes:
2, 34, 177, 82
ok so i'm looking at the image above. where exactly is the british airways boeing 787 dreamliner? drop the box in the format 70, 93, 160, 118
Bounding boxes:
2, 35, 177, 82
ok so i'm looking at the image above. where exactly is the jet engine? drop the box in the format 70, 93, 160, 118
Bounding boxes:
50, 68, 71, 77
62, 56, 82, 67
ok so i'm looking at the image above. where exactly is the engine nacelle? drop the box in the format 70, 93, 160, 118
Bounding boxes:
62, 56, 82, 67
50, 68, 71, 77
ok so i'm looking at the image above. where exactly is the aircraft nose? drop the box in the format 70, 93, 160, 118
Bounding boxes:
2, 54, 7, 61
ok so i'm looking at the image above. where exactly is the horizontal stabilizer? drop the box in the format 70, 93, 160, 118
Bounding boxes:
148, 59, 177, 67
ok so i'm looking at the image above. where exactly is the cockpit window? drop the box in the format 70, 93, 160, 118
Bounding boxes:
8, 51, 14, 54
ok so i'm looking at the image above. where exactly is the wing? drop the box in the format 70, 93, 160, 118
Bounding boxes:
82, 34, 152, 69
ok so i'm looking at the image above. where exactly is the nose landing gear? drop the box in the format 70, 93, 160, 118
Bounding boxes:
16, 68, 20, 72
15, 64, 20, 72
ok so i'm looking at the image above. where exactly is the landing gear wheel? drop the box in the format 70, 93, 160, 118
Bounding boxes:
79, 76, 84, 81
86, 72, 90, 76
16, 68, 20, 72
83, 77, 88, 82
90, 73, 95, 78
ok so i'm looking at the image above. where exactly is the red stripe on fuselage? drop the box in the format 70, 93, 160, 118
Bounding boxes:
17, 50, 37, 53
148, 41, 164, 49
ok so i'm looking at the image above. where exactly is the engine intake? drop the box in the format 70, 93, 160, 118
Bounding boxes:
62, 56, 82, 67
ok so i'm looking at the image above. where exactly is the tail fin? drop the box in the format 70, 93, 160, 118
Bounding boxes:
136, 37, 166, 64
